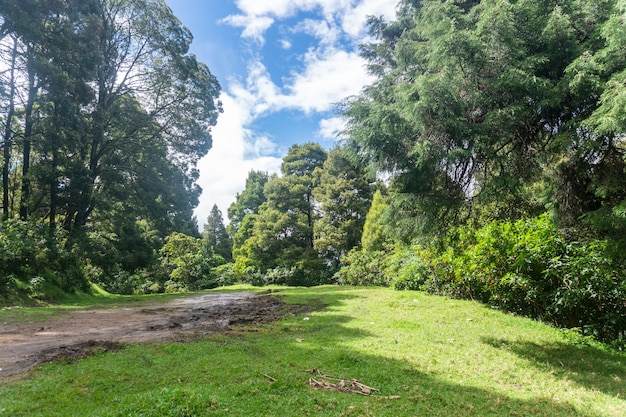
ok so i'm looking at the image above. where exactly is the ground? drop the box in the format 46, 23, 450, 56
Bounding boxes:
0, 291, 287, 380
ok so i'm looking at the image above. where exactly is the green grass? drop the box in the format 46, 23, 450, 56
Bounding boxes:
1, 285, 624, 416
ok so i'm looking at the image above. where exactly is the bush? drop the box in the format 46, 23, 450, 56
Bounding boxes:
0, 219, 88, 301
107, 271, 142, 295
415, 214, 626, 346
334, 248, 390, 286
239, 267, 265, 287
213, 263, 238, 287
389, 247, 432, 291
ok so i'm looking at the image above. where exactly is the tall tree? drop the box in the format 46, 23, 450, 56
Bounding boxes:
236, 143, 327, 272
313, 147, 373, 267
1, 35, 17, 220
203, 204, 232, 262
0, 0, 222, 289
341, 0, 620, 239
360, 189, 389, 252
227, 170, 271, 235
63, 0, 221, 238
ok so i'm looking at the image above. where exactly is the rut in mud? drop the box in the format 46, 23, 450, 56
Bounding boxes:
0, 292, 288, 379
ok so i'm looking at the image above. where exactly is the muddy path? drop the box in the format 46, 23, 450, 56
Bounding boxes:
0, 292, 287, 380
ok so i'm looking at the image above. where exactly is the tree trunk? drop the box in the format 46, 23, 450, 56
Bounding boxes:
19, 48, 37, 220
2, 37, 18, 220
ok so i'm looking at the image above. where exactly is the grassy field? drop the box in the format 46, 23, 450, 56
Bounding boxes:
1, 285, 624, 416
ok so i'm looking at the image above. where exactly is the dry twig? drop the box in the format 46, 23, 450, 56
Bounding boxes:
262, 373, 277, 382
305, 368, 380, 396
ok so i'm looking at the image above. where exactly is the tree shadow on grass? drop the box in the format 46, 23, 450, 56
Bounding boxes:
224, 315, 599, 417
0, 287, 617, 417
482, 336, 626, 399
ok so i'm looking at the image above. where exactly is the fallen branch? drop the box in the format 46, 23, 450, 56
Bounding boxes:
262, 373, 277, 382
305, 368, 380, 396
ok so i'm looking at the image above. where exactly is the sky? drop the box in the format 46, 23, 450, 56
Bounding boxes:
164, 0, 399, 228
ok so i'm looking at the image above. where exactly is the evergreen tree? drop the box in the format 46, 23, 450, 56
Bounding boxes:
313, 147, 373, 266
227, 170, 271, 235
341, 0, 621, 239
361, 189, 389, 252
236, 143, 327, 276
203, 204, 232, 262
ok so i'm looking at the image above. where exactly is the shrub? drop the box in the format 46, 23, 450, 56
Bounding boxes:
334, 248, 390, 286
0, 219, 88, 300
212, 263, 238, 287
416, 214, 626, 345
389, 247, 432, 291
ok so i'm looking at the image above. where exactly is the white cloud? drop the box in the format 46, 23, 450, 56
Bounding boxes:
226, 0, 394, 44
281, 48, 374, 113
221, 14, 274, 43
245, 135, 278, 158
294, 18, 340, 45
318, 116, 347, 140
341, 0, 398, 37
194, 93, 282, 228
229, 49, 372, 118
279, 39, 292, 49
232, 0, 348, 19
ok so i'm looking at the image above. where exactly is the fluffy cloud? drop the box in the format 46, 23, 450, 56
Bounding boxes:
226, 0, 392, 43
221, 14, 274, 43
281, 48, 373, 113
294, 18, 340, 45
318, 116, 347, 140
340, 0, 398, 37
231, 49, 372, 116
194, 93, 282, 227
232, 0, 351, 20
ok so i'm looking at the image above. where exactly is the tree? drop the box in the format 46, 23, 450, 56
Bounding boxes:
341, 0, 620, 239
62, 0, 221, 237
203, 204, 232, 262
0, 0, 223, 295
235, 143, 327, 280
227, 170, 271, 235
361, 189, 389, 252
313, 147, 373, 266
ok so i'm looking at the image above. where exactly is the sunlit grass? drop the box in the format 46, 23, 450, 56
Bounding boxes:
1, 285, 624, 416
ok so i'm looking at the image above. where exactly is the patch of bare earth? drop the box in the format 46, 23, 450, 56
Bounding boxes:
0, 292, 287, 380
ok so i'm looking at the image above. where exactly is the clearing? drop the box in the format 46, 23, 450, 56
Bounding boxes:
0, 291, 285, 379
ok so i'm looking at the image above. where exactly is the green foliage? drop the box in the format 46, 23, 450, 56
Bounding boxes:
342, 0, 623, 239
0, 0, 222, 299
227, 170, 272, 236
411, 214, 625, 346
203, 204, 232, 262
211, 263, 238, 287
0, 219, 87, 302
336, 213, 626, 345
232, 143, 327, 283
360, 189, 389, 252
334, 248, 389, 287
159, 232, 217, 291
313, 147, 374, 267
387, 247, 431, 291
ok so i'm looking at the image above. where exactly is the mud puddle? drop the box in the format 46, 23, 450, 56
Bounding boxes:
0, 292, 286, 379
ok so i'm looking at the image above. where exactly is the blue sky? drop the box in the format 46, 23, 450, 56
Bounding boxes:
164, 0, 398, 227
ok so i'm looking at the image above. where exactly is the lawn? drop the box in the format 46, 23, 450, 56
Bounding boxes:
1, 285, 624, 416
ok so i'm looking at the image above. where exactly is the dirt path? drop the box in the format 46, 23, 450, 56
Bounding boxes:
0, 292, 286, 379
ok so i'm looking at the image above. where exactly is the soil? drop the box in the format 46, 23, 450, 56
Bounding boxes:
0, 291, 288, 380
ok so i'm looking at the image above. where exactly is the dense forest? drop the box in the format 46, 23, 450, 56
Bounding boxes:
1, 0, 625, 346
